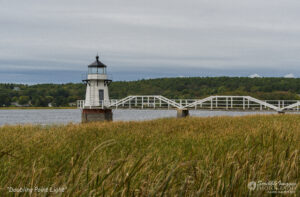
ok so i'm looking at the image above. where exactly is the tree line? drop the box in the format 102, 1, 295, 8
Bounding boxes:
0, 77, 299, 107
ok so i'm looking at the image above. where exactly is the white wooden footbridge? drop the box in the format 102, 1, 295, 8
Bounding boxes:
77, 95, 300, 113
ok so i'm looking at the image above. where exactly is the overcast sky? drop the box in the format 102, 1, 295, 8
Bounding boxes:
1, 0, 300, 83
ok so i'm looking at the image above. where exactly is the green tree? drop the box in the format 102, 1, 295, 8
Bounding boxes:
18, 96, 30, 105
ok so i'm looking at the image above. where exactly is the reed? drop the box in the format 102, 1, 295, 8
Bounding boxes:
0, 114, 299, 196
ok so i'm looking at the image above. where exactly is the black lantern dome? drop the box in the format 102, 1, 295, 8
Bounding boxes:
88, 55, 107, 68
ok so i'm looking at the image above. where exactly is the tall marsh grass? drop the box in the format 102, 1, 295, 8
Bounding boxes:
0, 115, 299, 196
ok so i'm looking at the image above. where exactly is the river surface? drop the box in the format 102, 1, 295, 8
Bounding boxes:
0, 109, 281, 126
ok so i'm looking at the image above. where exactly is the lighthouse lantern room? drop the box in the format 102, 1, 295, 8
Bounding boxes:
83, 55, 112, 108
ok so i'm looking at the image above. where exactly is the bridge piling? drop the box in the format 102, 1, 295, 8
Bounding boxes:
177, 109, 189, 118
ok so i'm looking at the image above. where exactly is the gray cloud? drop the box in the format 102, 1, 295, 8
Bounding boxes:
0, 0, 300, 83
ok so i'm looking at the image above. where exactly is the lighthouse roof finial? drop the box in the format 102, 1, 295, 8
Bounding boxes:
96, 53, 99, 61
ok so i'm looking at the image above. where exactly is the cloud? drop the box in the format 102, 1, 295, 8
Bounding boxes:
284, 73, 296, 78
248, 73, 262, 78
0, 0, 300, 83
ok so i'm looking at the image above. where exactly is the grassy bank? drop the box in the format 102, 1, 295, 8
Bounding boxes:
0, 115, 299, 196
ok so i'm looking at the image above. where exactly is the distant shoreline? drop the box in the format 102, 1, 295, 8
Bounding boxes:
0, 107, 77, 110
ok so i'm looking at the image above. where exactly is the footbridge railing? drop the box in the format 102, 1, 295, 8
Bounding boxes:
77, 95, 300, 112
281, 101, 300, 111
108, 95, 182, 109
182, 96, 281, 111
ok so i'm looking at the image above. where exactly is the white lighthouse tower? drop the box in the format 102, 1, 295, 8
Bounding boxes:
83, 55, 112, 108
81, 55, 113, 122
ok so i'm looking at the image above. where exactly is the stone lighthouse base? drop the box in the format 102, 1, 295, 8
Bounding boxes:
81, 109, 113, 123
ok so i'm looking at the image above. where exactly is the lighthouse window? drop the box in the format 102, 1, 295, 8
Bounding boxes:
99, 89, 104, 101
90, 67, 97, 74
98, 67, 105, 74
88, 67, 106, 74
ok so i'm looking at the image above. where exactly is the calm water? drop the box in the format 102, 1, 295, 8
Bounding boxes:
0, 109, 279, 126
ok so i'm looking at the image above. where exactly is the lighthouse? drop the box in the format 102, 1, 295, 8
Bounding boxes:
81, 55, 113, 122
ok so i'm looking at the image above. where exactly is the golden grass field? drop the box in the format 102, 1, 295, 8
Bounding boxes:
0, 115, 299, 196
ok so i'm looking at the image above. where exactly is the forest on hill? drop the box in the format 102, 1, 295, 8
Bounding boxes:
0, 77, 299, 107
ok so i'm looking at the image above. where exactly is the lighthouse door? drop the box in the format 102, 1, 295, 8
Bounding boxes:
99, 89, 104, 103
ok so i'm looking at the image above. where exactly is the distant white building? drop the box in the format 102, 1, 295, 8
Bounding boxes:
13, 87, 20, 91
248, 73, 262, 78
68, 102, 76, 107
11, 102, 30, 107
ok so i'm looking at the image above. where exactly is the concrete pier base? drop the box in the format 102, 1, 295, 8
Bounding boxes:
81, 109, 113, 123
177, 109, 189, 118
